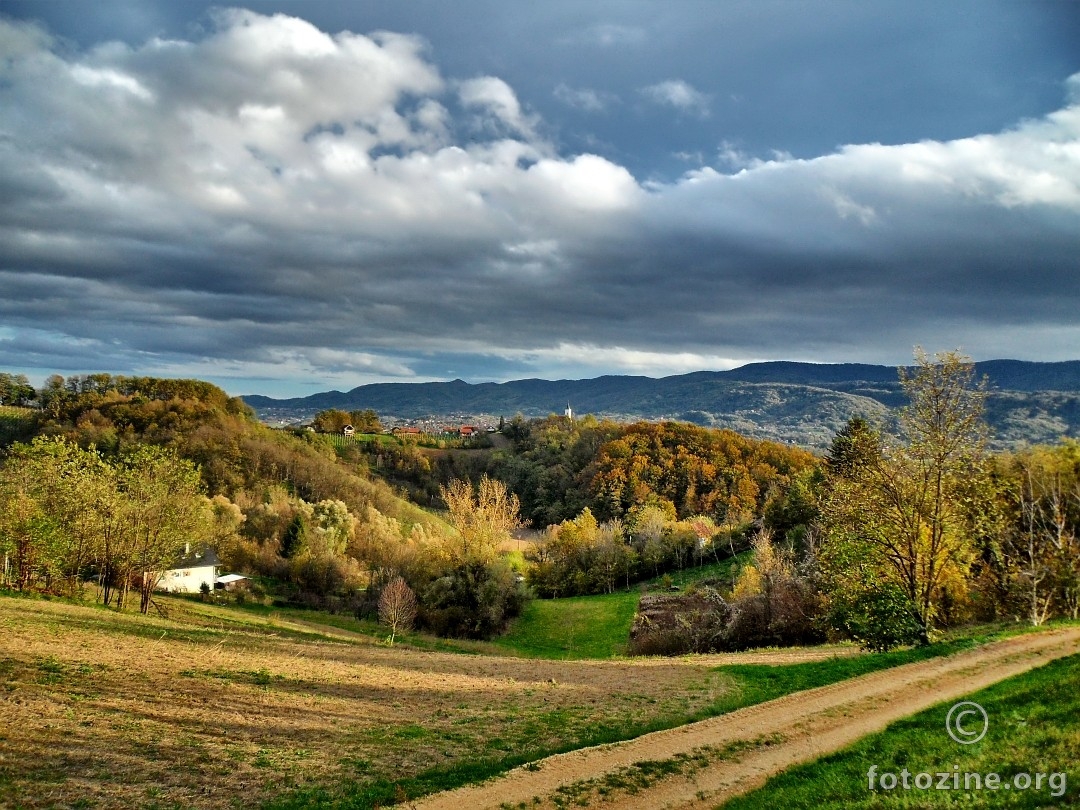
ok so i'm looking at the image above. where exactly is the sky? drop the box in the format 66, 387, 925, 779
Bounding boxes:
1, 1, 1079, 398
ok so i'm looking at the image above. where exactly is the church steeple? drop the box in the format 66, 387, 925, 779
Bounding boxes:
564, 402, 573, 421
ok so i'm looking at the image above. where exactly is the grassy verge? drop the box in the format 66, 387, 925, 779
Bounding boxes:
484, 555, 750, 661
724, 652, 1080, 809
490, 589, 641, 659
171, 555, 752, 662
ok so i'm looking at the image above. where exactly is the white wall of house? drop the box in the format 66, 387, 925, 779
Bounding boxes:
157, 564, 218, 594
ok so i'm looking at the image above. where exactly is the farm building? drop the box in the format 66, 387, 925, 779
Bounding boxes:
155, 546, 221, 594
214, 573, 248, 591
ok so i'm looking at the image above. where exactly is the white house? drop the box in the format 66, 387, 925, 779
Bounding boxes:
156, 546, 221, 594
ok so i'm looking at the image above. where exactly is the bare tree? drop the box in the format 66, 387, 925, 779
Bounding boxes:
378, 576, 417, 646
1009, 454, 1080, 624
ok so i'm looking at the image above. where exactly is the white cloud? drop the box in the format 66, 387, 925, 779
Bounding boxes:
70, 64, 154, 100
640, 79, 711, 116
525, 154, 641, 212
498, 343, 752, 377
553, 83, 616, 112
288, 348, 416, 378
1, 10, 1079, 389
458, 75, 539, 139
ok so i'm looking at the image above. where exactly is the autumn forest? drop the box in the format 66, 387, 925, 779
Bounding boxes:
1, 352, 1078, 652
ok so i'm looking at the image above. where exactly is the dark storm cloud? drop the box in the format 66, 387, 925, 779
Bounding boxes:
0, 7, 1078, 395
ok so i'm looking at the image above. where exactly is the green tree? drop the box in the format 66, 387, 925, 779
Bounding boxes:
280, 513, 306, 559
1000, 444, 1080, 623
312, 409, 352, 433
349, 409, 382, 434
0, 437, 111, 595
118, 445, 210, 613
0, 373, 35, 406
820, 350, 989, 641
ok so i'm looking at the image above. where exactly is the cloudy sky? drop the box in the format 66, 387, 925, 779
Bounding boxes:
2, 1, 1079, 397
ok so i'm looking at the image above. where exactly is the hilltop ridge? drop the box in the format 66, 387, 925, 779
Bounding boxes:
243, 359, 1080, 449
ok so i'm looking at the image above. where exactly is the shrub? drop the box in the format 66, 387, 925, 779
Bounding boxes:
628, 590, 730, 655
419, 560, 528, 639
828, 584, 925, 652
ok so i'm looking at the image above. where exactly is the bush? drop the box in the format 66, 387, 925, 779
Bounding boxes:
419, 560, 529, 639
629, 577, 824, 656
828, 584, 925, 652
628, 590, 730, 655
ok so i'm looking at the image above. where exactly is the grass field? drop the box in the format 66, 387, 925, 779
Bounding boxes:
645, 553, 748, 589
486, 554, 751, 660
724, 651, 1080, 808
490, 590, 641, 659
194, 556, 751, 663
0, 591, 1047, 809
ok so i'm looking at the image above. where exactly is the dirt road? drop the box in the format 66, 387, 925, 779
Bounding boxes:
414, 627, 1080, 809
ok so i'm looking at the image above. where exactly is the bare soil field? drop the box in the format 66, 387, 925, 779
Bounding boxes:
0, 596, 847, 809
414, 626, 1080, 810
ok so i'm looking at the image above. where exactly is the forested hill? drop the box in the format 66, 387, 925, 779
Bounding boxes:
243, 360, 1080, 449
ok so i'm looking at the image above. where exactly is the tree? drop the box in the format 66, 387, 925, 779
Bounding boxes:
0, 373, 35, 406
0, 437, 209, 610
349, 409, 382, 434
425, 476, 528, 638
378, 576, 417, 645
312, 409, 352, 433
206, 495, 246, 568
118, 446, 210, 613
38, 374, 70, 419
440, 476, 522, 564
825, 416, 881, 479
1002, 446, 1080, 623
307, 499, 355, 559
280, 513, 306, 559
820, 350, 989, 641
0, 437, 111, 595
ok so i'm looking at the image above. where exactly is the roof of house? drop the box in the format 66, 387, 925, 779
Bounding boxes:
169, 547, 221, 570
215, 573, 248, 585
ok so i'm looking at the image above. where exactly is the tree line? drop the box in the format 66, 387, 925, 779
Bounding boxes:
3, 357, 1077, 649
311, 408, 383, 434
631, 350, 1080, 653
0, 437, 210, 612
0, 375, 527, 638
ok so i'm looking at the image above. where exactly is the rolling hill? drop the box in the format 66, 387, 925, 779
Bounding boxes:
243, 360, 1080, 449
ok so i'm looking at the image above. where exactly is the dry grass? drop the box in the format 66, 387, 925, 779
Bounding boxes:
0, 595, 744, 809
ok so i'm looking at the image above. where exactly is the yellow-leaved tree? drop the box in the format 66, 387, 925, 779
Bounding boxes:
820, 349, 989, 645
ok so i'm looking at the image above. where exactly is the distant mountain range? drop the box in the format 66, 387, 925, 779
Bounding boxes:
243, 360, 1080, 450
